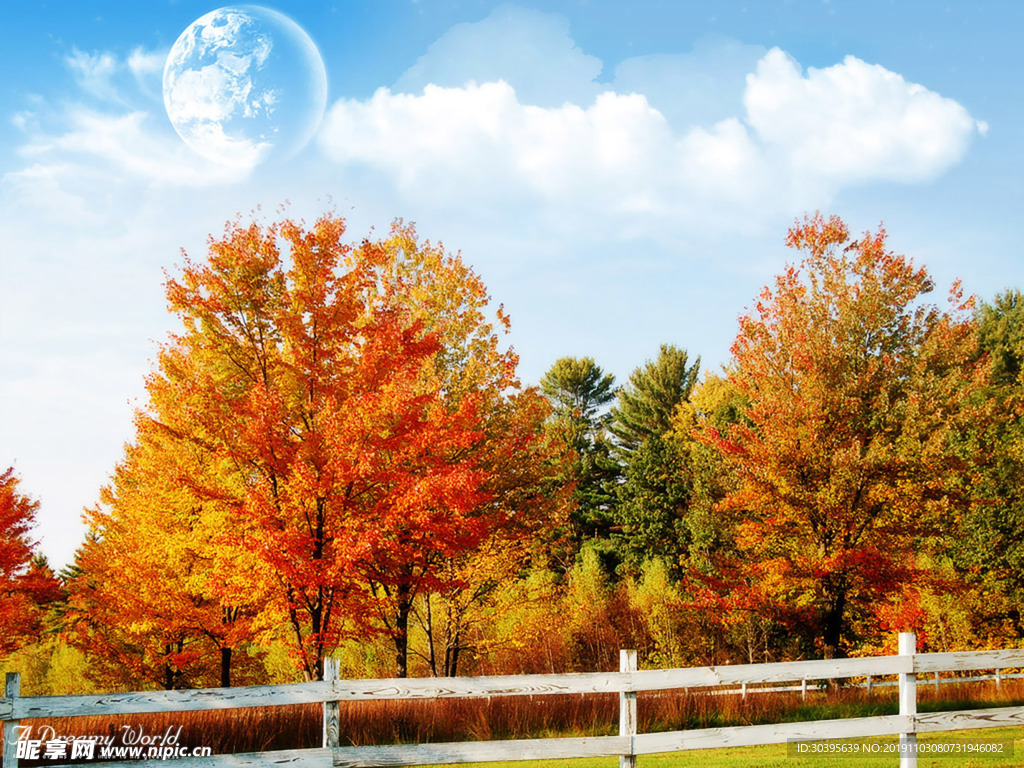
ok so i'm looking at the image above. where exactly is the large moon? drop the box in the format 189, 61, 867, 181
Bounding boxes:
163, 5, 327, 168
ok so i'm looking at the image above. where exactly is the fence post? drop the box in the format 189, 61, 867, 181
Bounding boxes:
866, 674, 872, 696
4, 672, 20, 768
801, 678, 807, 700
619, 650, 637, 768
899, 632, 917, 768
996, 668, 1002, 688
323, 658, 340, 749
933, 672, 940, 693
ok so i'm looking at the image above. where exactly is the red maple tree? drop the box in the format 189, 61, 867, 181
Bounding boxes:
0, 468, 61, 655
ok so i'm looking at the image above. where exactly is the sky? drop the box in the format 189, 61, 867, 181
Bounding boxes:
2, 0, 1022, 570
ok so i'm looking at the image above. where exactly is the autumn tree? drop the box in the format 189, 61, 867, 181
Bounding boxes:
668, 374, 788, 665
700, 214, 985, 659
120, 212, 556, 681
346, 224, 567, 678
65, 534, 225, 691
0, 469, 61, 659
65, 429, 261, 690
413, 379, 569, 677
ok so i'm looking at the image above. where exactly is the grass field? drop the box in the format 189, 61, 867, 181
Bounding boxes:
420, 727, 1024, 768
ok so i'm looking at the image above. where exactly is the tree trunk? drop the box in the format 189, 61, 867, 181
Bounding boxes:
220, 647, 232, 688
163, 640, 184, 690
163, 658, 175, 691
822, 589, 847, 660
394, 583, 412, 678
425, 594, 438, 677
447, 641, 461, 678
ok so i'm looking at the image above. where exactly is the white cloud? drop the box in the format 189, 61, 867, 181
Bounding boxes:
29, 24, 985, 240
744, 49, 979, 187
66, 46, 167, 106
66, 48, 120, 102
2, 162, 104, 226
8, 46, 241, 206
319, 13, 984, 236
18, 108, 246, 187
127, 47, 168, 100
127, 47, 165, 78
322, 83, 710, 232
320, 44, 982, 237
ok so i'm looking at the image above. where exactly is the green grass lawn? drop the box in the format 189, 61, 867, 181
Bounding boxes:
424, 727, 1024, 768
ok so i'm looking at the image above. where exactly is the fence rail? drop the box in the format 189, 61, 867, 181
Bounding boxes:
3, 633, 1024, 768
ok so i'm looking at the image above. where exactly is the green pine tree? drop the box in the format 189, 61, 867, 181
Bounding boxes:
540, 357, 618, 541
608, 345, 700, 456
950, 289, 1024, 637
609, 345, 700, 571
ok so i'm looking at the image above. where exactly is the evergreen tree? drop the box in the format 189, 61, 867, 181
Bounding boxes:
978, 289, 1024, 387
950, 289, 1024, 637
540, 357, 618, 540
541, 357, 616, 425
609, 345, 700, 571
608, 345, 700, 456
614, 433, 692, 570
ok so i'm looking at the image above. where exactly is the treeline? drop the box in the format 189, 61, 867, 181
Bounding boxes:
2, 212, 1023, 693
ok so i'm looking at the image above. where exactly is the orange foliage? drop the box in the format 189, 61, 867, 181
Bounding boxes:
66, 431, 261, 690
698, 213, 987, 658
74, 212, 558, 682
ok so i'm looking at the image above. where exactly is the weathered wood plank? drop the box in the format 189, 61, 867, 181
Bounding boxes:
634, 715, 912, 754
4, 673, 21, 768
330, 673, 626, 701
914, 706, 1024, 732
330, 659, 907, 700
330, 736, 629, 766
323, 659, 340, 749
7, 674, 628, 719
631, 655, 909, 691
9, 682, 332, 719
914, 650, 1024, 674
73, 748, 331, 768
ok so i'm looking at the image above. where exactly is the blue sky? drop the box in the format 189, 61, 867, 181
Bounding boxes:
2, 0, 1021, 568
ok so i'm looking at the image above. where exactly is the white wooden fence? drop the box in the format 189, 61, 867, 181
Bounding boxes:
2, 633, 1024, 768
